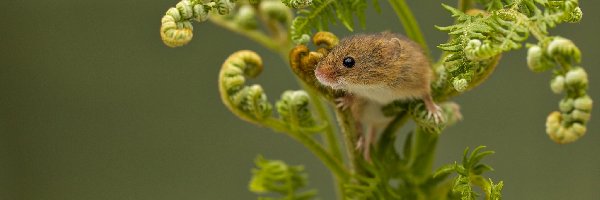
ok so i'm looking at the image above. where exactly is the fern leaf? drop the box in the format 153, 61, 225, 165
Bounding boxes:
289, 0, 369, 44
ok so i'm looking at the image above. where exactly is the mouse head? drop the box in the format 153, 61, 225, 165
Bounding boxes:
314, 32, 403, 90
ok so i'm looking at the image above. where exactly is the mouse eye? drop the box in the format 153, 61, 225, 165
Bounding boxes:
342, 56, 355, 68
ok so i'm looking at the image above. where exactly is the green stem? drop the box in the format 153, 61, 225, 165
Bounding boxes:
302, 84, 346, 200
334, 108, 364, 175
303, 85, 343, 161
264, 118, 350, 180
387, 0, 429, 57
458, 0, 474, 12
408, 126, 439, 183
291, 130, 351, 180
379, 112, 409, 150
209, 16, 289, 56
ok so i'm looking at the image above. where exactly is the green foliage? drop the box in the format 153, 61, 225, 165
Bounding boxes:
288, 0, 372, 44
434, 146, 502, 200
156, 0, 590, 199
249, 155, 317, 200
160, 0, 237, 47
276, 91, 324, 132
436, 0, 582, 93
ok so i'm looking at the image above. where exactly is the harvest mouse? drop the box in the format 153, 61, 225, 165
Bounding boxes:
314, 32, 443, 161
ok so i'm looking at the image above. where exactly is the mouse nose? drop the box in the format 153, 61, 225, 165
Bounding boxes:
314, 67, 330, 78
315, 66, 336, 84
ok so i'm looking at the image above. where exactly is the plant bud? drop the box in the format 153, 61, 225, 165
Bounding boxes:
176, 0, 193, 19
571, 110, 591, 122
193, 4, 209, 22
260, 1, 292, 24
565, 67, 588, 87
559, 98, 574, 113
565, 7, 583, 23
547, 37, 581, 62
574, 95, 593, 111
550, 75, 565, 94
527, 45, 554, 72
236, 5, 258, 29
452, 78, 468, 92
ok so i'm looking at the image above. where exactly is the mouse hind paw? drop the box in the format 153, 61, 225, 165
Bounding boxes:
426, 104, 445, 124
422, 94, 446, 124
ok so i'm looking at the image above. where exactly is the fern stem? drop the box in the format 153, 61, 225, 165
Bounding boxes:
302, 84, 346, 200
291, 129, 351, 180
387, 0, 429, 57
408, 126, 439, 183
264, 118, 351, 180
209, 16, 289, 56
379, 112, 409, 150
458, 0, 474, 12
303, 85, 343, 161
334, 108, 364, 175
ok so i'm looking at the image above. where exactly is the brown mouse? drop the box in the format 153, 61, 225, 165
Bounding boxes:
314, 32, 442, 161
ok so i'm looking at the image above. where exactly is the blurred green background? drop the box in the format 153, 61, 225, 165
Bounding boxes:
1, 0, 598, 199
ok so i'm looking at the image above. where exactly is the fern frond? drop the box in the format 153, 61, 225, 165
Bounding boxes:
289, 0, 369, 44
436, 0, 581, 93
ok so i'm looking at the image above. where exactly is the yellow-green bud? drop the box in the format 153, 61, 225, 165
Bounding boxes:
574, 95, 593, 111
570, 123, 587, 137
193, 4, 209, 22
452, 78, 468, 92
550, 75, 565, 94
546, 111, 587, 144
223, 76, 246, 92
166, 7, 182, 21
547, 37, 581, 62
527, 45, 554, 72
215, 0, 235, 15
464, 39, 496, 61
559, 98, 574, 113
295, 34, 311, 44
565, 7, 583, 23
571, 110, 591, 122
236, 5, 258, 29
176, 0, 193, 19
565, 67, 588, 86
545, 111, 561, 131
260, 0, 292, 25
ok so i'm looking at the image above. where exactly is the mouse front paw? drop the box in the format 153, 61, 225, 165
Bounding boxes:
335, 95, 354, 110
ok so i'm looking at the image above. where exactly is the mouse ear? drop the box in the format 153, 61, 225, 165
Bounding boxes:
382, 38, 403, 58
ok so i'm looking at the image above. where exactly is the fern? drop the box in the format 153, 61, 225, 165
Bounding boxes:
249, 155, 317, 200
289, 0, 372, 44
434, 146, 502, 200
436, 0, 581, 93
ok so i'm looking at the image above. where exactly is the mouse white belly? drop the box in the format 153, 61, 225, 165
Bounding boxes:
346, 84, 424, 105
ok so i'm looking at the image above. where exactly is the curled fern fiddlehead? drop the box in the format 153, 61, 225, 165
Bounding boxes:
249, 155, 317, 199
219, 50, 272, 125
526, 36, 591, 144
160, 0, 236, 47
219, 50, 349, 185
276, 90, 321, 132
289, 31, 341, 100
